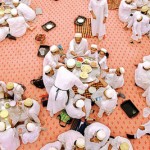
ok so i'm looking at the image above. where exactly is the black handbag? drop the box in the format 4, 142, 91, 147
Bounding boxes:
30, 76, 45, 89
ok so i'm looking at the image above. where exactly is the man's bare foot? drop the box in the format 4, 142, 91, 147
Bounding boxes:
29, 26, 37, 31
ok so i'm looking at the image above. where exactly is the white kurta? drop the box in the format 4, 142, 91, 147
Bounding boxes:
135, 121, 150, 139
119, 0, 137, 23
110, 136, 133, 150
40, 141, 62, 150
89, 0, 108, 38
20, 0, 32, 6
67, 38, 88, 58
131, 20, 142, 41
84, 50, 99, 61
0, 27, 9, 42
17, 3, 36, 21
84, 122, 110, 150
43, 51, 60, 68
43, 73, 56, 93
135, 63, 150, 90
143, 55, 150, 62
99, 56, 108, 69
141, 14, 150, 35
7, 16, 29, 37
7, 83, 24, 101
58, 130, 84, 150
92, 86, 118, 118
65, 94, 91, 119
135, 0, 148, 7
0, 128, 20, 150
47, 66, 87, 115
18, 123, 41, 144
0, 81, 6, 93
105, 69, 124, 89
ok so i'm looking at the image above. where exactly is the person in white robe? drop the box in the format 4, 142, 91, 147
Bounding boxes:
0, 122, 20, 150
84, 122, 110, 150
43, 65, 56, 94
98, 48, 108, 78
67, 33, 88, 58
43, 45, 61, 68
127, 120, 150, 139
0, 81, 6, 98
47, 59, 92, 117
7, 8, 32, 37
6, 82, 24, 101
58, 130, 85, 150
140, 6, 150, 35
119, 0, 137, 24
105, 67, 125, 89
13, 0, 36, 21
92, 83, 118, 118
135, 0, 148, 7
84, 44, 98, 61
40, 141, 62, 150
89, 0, 108, 40
130, 14, 143, 43
9, 98, 41, 126
107, 136, 133, 150
65, 94, 92, 119
143, 55, 150, 62
135, 62, 150, 90
17, 121, 41, 144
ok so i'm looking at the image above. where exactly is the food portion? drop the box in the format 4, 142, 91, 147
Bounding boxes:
46, 24, 53, 29
81, 64, 92, 73
76, 61, 82, 68
4, 9, 11, 14
80, 72, 88, 79
77, 18, 84, 23
77, 57, 84, 62
4, 102, 10, 109
90, 61, 98, 68
83, 59, 91, 64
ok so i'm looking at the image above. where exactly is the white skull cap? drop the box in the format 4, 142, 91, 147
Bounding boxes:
50, 45, 59, 52
75, 99, 85, 108
66, 59, 76, 68
96, 130, 106, 140
91, 44, 98, 49
44, 65, 52, 73
76, 138, 85, 148
74, 33, 82, 38
101, 48, 107, 53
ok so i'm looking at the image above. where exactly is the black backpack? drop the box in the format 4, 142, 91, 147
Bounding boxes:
30, 76, 45, 89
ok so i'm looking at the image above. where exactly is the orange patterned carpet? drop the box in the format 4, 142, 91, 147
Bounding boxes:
0, 0, 150, 149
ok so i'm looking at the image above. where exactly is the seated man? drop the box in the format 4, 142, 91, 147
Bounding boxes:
135, 61, 150, 90
43, 45, 63, 68
119, 0, 137, 25
0, 121, 20, 150
0, 81, 6, 98
67, 33, 88, 58
40, 141, 62, 150
84, 44, 98, 61
105, 67, 125, 89
9, 98, 41, 126
6, 82, 24, 101
17, 121, 42, 144
43, 65, 56, 94
84, 122, 110, 150
65, 94, 92, 119
7, 8, 34, 37
0, 27, 9, 42
127, 120, 150, 139
13, 0, 36, 21
92, 78, 118, 118
58, 130, 85, 150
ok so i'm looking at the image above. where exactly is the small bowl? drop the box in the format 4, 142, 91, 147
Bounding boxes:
46, 24, 53, 29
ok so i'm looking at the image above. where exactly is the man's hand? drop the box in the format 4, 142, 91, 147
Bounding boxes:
103, 17, 107, 23
92, 13, 96, 19
70, 51, 78, 57
139, 126, 145, 130
108, 144, 112, 150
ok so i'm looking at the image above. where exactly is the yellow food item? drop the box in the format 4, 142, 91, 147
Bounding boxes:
0, 110, 9, 118
80, 72, 88, 79
81, 65, 92, 73
4, 9, 11, 14
90, 61, 98, 68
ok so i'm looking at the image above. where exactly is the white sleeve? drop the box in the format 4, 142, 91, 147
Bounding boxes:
69, 40, 75, 52
99, 56, 106, 65
74, 77, 88, 90
109, 69, 116, 73
0, 81, 6, 92
104, 0, 108, 18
